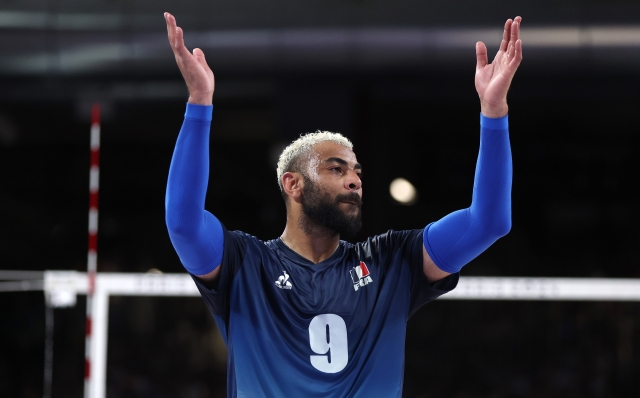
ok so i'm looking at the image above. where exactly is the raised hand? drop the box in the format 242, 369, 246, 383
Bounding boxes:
165, 12, 215, 105
475, 17, 523, 118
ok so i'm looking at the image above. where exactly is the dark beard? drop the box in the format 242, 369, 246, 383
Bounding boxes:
300, 177, 362, 239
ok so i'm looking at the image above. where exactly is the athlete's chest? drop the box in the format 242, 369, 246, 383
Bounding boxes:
258, 250, 379, 316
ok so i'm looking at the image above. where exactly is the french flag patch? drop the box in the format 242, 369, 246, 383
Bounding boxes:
350, 261, 373, 291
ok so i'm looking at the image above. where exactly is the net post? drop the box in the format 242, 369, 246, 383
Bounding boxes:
89, 285, 109, 398
85, 103, 100, 398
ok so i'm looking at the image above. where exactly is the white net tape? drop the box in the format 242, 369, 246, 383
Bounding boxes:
42, 271, 640, 303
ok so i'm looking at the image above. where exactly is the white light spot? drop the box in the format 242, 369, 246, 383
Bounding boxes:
390, 178, 417, 205
146, 268, 163, 274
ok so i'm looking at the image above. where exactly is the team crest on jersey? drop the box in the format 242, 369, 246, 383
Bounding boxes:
275, 271, 293, 289
350, 261, 373, 291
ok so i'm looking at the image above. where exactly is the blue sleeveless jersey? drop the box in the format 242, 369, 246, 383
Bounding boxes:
191, 227, 458, 397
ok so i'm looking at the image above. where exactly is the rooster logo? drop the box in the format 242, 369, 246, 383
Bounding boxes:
275, 271, 293, 289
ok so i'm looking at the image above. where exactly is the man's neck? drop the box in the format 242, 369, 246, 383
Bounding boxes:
280, 223, 340, 264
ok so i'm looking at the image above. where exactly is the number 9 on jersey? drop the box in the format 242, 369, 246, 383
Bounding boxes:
308, 314, 349, 373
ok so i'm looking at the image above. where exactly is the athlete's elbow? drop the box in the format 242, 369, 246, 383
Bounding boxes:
165, 213, 196, 239
488, 216, 511, 238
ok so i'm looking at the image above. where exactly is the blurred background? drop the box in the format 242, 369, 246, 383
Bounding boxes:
1, 0, 640, 397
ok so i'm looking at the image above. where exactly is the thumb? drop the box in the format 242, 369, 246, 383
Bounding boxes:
193, 48, 209, 69
475, 41, 488, 70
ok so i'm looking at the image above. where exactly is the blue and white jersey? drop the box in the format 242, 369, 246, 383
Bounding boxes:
192, 227, 459, 398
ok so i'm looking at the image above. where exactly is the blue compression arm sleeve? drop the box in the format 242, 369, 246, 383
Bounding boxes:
423, 114, 512, 274
165, 103, 224, 275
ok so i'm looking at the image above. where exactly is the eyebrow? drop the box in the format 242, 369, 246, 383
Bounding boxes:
323, 157, 362, 171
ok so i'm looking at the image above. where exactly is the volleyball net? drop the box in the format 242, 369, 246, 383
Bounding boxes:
2, 270, 640, 398
49, 271, 640, 398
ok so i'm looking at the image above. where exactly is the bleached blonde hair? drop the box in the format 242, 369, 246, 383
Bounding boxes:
277, 131, 353, 193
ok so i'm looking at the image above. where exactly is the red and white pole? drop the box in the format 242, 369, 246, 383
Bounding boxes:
85, 103, 100, 398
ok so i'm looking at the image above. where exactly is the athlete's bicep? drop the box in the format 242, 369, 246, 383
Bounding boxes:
168, 210, 224, 276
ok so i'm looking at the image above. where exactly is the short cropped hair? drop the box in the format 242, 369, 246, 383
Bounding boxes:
277, 131, 353, 193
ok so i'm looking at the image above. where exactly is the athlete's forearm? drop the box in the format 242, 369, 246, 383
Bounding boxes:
471, 114, 512, 230
423, 113, 512, 273
165, 103, 223, 275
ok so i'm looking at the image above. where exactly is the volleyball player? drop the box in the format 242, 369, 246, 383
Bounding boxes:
164, 12, 522, 397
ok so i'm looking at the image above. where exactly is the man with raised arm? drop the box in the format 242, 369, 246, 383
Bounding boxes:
164, 12, 522, 397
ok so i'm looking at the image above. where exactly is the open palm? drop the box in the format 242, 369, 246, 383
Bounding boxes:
165, 12, 215, 105
475, 17, 523, 118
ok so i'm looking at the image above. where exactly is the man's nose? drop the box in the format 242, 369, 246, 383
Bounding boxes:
345, 171, 362, 190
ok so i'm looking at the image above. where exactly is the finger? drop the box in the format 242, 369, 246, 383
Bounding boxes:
165, 13, 190, 59
511, 19, 519, 46
167, 16, 187, 61
499, 19, 513, 53
509, 39, 523, 69
508, 19, 522, 59
174, 25, 183, 50
173, 26, 192, 59
165, 12, 175, 44
476, 41, 488, 70
514, 15, 522, 29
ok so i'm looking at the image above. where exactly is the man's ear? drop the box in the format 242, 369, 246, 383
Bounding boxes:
282, 172, 303, 203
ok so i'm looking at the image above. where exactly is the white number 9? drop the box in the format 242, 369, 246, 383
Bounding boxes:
308, 314, 348, 373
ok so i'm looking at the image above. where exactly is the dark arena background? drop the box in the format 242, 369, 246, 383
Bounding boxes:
1, 0, 640, 397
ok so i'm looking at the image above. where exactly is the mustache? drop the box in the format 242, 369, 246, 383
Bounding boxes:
335, 193, 363, 206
